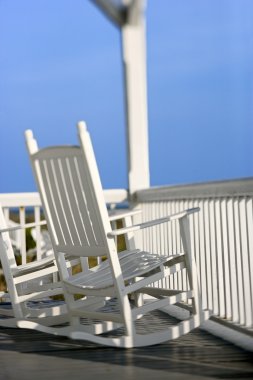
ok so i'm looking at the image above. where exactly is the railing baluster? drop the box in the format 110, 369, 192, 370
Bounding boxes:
34, 206, 42, 261
198, 200, 207, 310
234, 199, 245, 325
19, 206, 26, 265
246, 198, 253, 329
221, 199, 232, 321
227, 198, 239, 323
215, 199, 226, 318
204, 199, 213, 311
239, 198, 252, 327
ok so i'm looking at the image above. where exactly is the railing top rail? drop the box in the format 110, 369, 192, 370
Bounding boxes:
0, 192, 41, 207
0, 189, 128, 208
135, 177, 253, 202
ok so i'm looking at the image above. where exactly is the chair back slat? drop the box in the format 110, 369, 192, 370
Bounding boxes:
73, 154, 106, 246
30, 146, 109, 258
39, 157, 70, 247
58, 156, 92, 247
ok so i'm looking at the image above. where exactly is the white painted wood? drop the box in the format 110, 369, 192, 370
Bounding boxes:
24, 122, 208, 347
34, 206, 42, 260
209, 200, 219, 315
121, 0, 150, 194
239, 199, 252, 327
215, 199, 225, 318
0, 204, 67, 327
221, 199, 232, 320
4, 178, 252, 343
234, 199, 245, 325
134, 180, 253, 344
197, 200, 206, 309
19, 207, 26, 265
0, 189, 128, 208
227, 198, 239, 323
246, 198, 253, 328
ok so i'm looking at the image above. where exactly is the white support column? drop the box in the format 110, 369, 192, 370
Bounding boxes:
121, 0, 150, 195
91, 0, 150, 196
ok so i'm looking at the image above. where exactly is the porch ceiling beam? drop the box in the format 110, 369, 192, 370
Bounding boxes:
90, 0, 126, 27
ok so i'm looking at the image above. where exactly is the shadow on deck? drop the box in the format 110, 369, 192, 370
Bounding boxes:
0, 321, 253, 380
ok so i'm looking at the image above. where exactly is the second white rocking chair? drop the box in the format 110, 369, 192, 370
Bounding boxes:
22, 121, 211, 348
0, 204, 68, 327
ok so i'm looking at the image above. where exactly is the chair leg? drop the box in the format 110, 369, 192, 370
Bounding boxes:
179, 216, 201, 316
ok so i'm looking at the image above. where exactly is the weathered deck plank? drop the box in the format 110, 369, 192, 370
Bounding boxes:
0, 325, 252, 380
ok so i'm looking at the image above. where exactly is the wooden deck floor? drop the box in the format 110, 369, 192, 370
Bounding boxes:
0, 323, 253, 380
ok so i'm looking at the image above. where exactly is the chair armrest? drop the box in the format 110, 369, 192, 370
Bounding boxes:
107, 207, 199, 237
108, 208, 142, 222
13, 253, 56, 276
0, 220, 47, 234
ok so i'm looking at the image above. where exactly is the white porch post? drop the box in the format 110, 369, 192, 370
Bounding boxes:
91, 0, 150, 196
121, 0, 150, 195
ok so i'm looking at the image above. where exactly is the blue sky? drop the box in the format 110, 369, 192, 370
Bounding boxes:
0, 0, 252, 192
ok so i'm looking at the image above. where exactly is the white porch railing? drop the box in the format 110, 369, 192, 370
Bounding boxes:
134, 177, 253, 340
1, 181, 253, 349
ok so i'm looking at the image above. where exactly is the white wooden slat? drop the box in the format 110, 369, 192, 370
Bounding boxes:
198, 200, 207, 310
173, 201, 179, 255
166, 201, 173, 290
19, 207, 26, 265
163, 202, 170, 289
151, 202, 157, 255
209, 200, 219, 315
49, 158, 76, 246
221, 199, 232, 320
156, 202, 163, 284
188, 199, 195, 304
177, 200, 184, 293
246, 198, 253, 328
234, 199, 245, 325
55, 158, 83, 247
239, 199, 252, 327
64, 157, 92, 249
75, 156, 105, 247
145, 202, 150, 252
181, 200, 189, 293
160, 202, 166, 255
170, 201, 176, 289
34, 206, 42, 260
203, 199, 213, 311
215, 199, 225, 318
44, 158, 71, 245
70, 251, 174, 289
142, 203, 147, 251
155, 202, 160, 254
141, 203, 147, 251
3, 208, 9, 222
227, 198, 239, 323
175, 201, 181, 290
39, 159, 66, 247
167, 201, 173, 255
67, 156, 97, 248
148, 202, 153, 258
193, 199, 200, 300
153, 201, 161, 289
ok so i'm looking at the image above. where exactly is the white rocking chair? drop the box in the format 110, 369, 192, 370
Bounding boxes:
22, 121, 211, 348
0, 204, 68, 327
0, 200, 139, 330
